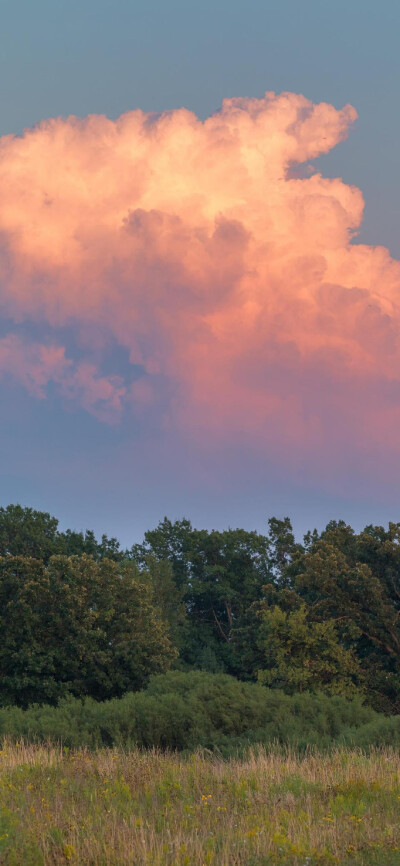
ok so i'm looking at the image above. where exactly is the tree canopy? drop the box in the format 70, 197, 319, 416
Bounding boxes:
2, 504, 400, 712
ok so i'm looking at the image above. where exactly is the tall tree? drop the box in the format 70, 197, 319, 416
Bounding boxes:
0, 554, 176, 706
292, 524, 400, 712
0, 505, 63, 562
267, 517, 300, 585
133, 518, 272, 673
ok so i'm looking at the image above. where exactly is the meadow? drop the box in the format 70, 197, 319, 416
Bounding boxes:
3, 511, 400, 864
0, 743, 400, 865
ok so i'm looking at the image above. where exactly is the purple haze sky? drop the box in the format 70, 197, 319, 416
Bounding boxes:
1, 0, 400, 544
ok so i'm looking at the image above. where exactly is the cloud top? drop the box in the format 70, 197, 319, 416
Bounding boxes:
0, 91, 399, 479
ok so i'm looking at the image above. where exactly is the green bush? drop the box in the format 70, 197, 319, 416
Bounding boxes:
0, 671, 393, 753
340, 714, 400, 749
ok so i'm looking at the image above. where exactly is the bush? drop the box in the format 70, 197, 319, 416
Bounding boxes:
0, 671, 392, 753
340, 714, 400, 749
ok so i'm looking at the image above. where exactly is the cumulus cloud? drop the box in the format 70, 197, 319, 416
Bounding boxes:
0, 91, 399, 473
0, 335, 126, 422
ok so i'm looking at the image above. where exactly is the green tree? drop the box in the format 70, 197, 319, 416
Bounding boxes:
291, 524, 400, 712
131, 517, 194, 589
0, 504, 124, 564
83, 556, 177, 700
0, 556, 58, 706
267, 516, 300, 585
133, 518, 272, 673
0, 554, 176, 706
258, 604, 364, 698
142, 554, 187, 653
0, 505, 63, 562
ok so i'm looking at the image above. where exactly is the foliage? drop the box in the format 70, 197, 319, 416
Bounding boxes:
0, 554, 176, 706
290, 522, 400, 712
3, 504, 400, 713
141, 554, 188, 651
0, 504, 124, 564
257, 604, 364, 698
132, 517, 273, 674
0, 672, 382, 752
0, 505, 62, 562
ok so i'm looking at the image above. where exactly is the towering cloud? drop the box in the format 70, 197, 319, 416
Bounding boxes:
0, 91, 399, 476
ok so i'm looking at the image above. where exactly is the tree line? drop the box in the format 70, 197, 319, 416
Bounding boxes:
1, 504, 400, 713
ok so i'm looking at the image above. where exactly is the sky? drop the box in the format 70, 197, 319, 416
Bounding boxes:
1, 0, 400, 545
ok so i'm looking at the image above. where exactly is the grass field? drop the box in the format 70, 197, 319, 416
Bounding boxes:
0, 743, 400, 864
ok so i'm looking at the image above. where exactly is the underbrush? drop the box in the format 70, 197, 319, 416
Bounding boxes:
0, 672, 398, 753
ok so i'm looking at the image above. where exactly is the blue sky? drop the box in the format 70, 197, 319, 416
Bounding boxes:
1, 0, 400, 543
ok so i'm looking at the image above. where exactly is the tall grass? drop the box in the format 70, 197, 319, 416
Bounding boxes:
0, 742, 400, 864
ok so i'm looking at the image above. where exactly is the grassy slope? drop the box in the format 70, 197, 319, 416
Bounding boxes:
0, 744, 400, 864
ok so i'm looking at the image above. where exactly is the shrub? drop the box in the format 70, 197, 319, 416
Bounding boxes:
0, 671, 391, 753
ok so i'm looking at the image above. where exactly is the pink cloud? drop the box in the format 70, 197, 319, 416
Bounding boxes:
0, 91, 399, 482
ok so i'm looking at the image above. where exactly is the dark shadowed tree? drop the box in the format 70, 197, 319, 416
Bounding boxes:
288, 522, 400, 712
0, 505, 63, 563
132, 517, 273, 674
0, 554, 176, 706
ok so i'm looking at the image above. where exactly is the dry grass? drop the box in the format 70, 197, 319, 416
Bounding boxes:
0, 741, 400, 864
